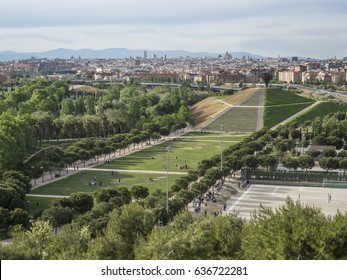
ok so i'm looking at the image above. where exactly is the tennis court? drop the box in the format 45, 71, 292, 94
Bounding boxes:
226, 183, 347, 219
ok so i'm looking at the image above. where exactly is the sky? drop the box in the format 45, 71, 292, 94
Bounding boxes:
0, 0, 346, 58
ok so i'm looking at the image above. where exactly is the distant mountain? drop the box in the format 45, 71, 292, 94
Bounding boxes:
0, 48, 263, 61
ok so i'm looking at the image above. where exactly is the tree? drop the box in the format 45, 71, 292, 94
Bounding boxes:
258, 155, 277, 171
159, 126, 170, 139
60, 99, 75, 115
46, 223, 92, 260
131, 185, 149, 200
10, 208, 29, 226
242, 155, 259, 170
319, 157, 339, 171
323, 148, 337, 158
25, 220, 54, 259
298, 155, 315, 171
241, 198, 336, 260
41, 206, 74, 230
75, 96, 85, 115
339, 158, 347, 174
282, 157, 299, 171
70, 192, 94, 214
88, 203, 155, 259
0, 207, 10, 228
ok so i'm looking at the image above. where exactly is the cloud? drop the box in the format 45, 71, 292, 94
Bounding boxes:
0, 0, 346, 57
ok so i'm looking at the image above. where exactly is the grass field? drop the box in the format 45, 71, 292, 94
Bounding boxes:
30, 170, 182, 196
206, 95, 261, 132
30, 132, 247, 197
95, 136, 237, 171
26, 197, 55, 216
206, 107, 258, 132
289, 101, 347, 125
264, 103, 313, 128
265, 88, 314, 106
264, 88, 315, 128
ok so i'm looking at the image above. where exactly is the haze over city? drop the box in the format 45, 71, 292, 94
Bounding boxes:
1, 0, 346, 58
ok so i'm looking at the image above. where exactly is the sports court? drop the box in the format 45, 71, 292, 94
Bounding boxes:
226, 183, 347, 219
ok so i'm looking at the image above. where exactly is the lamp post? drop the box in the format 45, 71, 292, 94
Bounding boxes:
220, 124, 224, 171
31, 166, 36, 185
165, 146, 171, 215
40, 166, 44, 182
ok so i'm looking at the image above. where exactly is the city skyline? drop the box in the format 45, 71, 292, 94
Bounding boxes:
1, 0, 346, 59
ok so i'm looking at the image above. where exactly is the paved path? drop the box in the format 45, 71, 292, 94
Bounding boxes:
256, 88, 265, 130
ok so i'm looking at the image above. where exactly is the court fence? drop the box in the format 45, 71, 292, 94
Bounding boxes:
241, 169, 347, 189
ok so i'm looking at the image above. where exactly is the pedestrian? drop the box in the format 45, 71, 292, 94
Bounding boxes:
119, 178, 121, 183
298, 193, 301, 200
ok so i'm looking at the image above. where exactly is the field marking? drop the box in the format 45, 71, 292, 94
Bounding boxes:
271, 186, 279, 195
228, 184, 256, 212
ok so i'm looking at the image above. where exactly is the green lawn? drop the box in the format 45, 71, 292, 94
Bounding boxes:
264, 88, 315, 128
206, 107, 259, 132
289, 101, 347, 125
25, 196, 55, 217
264, 103, 313, 128
265, 88, 314, 106
95, 137, 231, 171
206, 93, 261, 132
30, 170, 182, 196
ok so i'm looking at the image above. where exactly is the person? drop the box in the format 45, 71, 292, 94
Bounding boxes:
298, 193, 301, 200
119, 178, 121, 183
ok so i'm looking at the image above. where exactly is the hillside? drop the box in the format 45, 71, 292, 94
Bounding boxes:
190, 97, 229, 128
190, 88, 261, 129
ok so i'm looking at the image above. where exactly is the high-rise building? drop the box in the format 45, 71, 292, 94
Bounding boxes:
143, 51, 147, 60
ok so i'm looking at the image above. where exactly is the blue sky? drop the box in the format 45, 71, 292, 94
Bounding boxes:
0, 0, 346, 58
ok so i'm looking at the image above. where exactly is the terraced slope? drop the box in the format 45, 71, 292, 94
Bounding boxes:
191, 88, 260, 129
190, 97, 229, 128
223, 88, 259, 105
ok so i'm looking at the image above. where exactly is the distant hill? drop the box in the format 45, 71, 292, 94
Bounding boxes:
0, 48, 263, 61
